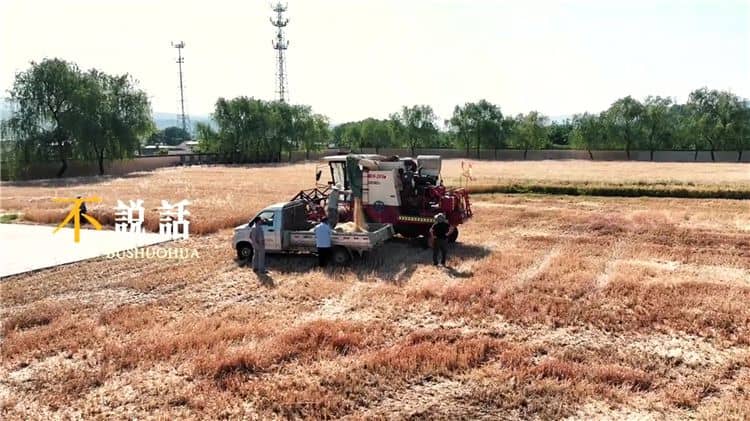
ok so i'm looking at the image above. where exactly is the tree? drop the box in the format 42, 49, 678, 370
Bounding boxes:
548, 120, 573, 147
448, 100, 504, 158
391, 105, 438, 156
286, 104, 311, 161
687, 88, 745, 161
146, 130, 166, 146
8, 59, 81, 177
8, 59, 152, 176
73, 71, 153, 175
510, 111, 548, 159
343, 122, 362, 151
359, 118, 393, 153
732, 105, 750, 161
640, 96, 673, 161
194, 121, 219, 154
197, 97, 329, 163
301, 114, 330, 159
162, 126, 190, 146
570, 113, 605, 159
447, 105, 472, 156
605, 96, 644, 160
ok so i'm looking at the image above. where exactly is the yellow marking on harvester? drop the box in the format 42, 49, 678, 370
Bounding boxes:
398, 216, 434, 223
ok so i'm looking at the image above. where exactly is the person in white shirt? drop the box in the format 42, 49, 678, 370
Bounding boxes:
314, 216, 333, 267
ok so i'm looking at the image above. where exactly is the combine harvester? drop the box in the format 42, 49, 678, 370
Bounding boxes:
234, 154, 473, 265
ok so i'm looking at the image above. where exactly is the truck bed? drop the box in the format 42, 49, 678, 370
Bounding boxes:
287, 223, 394, 252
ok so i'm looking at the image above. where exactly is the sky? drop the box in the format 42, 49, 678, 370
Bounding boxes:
2, 0, 749, 124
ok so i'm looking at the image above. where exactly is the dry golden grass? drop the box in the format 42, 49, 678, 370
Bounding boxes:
1, 159, 748, 233
1, 164, 750, 419
443, 159, 750, 189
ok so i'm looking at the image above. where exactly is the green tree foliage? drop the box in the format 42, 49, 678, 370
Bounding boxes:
448, 100, 505, 158
359, 118, 394, 152
148, 126, 191, 146
301, 114, 331, 159
73, 71, 153, 175
734, 106, 750, 161
570, 113, 606, 159
605, 96, 644, 160
687, 88, 747, 161
640, 96, 674, 161
8, 59, 82, 176
548, 120, 573, 147
7, 58, 152, 176
196, 97, 328, 162
391, 105, 438, 156
510, 111, 549, 159
331, 119, 395, 152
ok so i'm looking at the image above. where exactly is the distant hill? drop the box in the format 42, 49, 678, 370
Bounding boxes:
153, 112, 215, 132
0, 98, 13, 121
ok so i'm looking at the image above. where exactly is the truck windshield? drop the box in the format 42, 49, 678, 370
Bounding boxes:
330, 162, 347, 188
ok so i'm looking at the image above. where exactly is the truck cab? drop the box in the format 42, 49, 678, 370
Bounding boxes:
234, 201, 310, 257
233, 199, 394, 264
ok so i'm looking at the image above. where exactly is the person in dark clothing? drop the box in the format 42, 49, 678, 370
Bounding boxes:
77, 196, 88, 225
78, 196, 87, 215
430, 213, 453, 266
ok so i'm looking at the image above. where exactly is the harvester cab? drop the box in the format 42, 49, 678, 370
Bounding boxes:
295, 154, 473, 241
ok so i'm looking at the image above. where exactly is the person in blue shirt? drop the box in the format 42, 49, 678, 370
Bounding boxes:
314, 216, 333, 267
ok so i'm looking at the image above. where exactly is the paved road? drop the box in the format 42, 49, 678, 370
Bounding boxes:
0, 224, 169, 278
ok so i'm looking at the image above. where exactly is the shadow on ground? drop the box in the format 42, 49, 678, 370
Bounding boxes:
235, 237, 491, 284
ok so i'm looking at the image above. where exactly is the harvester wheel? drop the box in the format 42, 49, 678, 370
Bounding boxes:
448, 227, 459, 243
332, 246, 351, 265
237, 242, 254, 260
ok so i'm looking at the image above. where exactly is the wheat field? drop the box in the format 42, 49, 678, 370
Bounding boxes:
1, 162, 750, 419
1, 159, 749, 233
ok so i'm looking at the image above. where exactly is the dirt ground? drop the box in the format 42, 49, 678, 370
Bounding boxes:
1, 189, 749, 419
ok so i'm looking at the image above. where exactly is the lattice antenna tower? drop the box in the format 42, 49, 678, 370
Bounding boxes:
171, 41, 190, 134
270, 3, 289, 102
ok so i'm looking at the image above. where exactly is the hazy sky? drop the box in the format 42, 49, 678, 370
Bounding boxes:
2, 0, 749, 123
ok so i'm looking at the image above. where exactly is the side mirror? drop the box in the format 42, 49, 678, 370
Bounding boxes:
316, 169, 322, 181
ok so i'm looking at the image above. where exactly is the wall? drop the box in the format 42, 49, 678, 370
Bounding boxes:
353, 148, 750, 163
2, 149, 747, 181
2, 155, 181, 180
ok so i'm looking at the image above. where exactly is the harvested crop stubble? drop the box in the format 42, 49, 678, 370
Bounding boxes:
2, 174, 750, 419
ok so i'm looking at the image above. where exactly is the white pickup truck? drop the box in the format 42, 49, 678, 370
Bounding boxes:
233, 200, 394, 265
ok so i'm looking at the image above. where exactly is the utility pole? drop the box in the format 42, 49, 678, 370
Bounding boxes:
270, 3, 289, 102
171, 41, 189, 134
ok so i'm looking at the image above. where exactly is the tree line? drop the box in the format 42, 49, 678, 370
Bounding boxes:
3, 58, 749, 179
332, 92, 749, 162
194, 97, 329, 162
5, 58, 152, 176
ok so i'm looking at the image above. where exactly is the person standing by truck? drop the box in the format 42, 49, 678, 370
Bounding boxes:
430, 213, 453, 266
249, 216, 267, 273
314, 216, 333, 267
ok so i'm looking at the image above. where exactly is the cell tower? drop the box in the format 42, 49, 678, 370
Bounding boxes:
270, 3, 289, 102
171, 41, 189, 133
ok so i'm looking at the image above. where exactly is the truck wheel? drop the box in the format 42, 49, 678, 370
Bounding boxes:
332, 246, 351, 265
448, 227, 459, 243
237, 242, 254, 260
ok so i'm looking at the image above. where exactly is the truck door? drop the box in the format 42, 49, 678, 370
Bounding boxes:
257, 210, 282, 251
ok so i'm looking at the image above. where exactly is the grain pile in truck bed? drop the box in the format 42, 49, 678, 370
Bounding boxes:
335, 221, 366, 233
